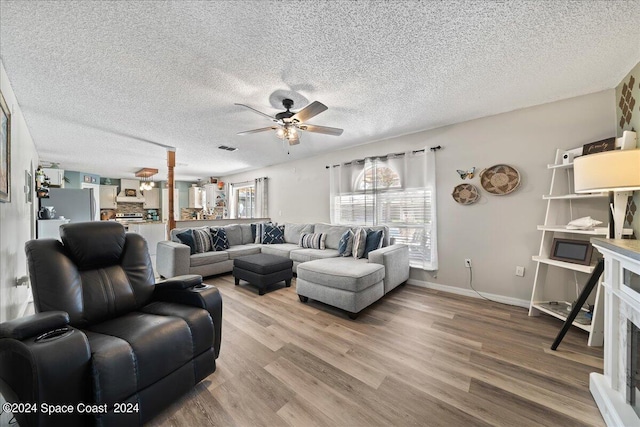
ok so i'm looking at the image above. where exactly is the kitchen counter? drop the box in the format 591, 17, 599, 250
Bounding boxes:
175, 218, 270, 228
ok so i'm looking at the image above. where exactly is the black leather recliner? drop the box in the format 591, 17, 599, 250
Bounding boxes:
0, 222, 222, 426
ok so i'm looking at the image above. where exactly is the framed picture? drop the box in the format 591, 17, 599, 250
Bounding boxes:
549, 238, 593, 266
582, 137, 615, 156
84, 175, 92, 183
125, 189, 136, 197
0, 89, 11, 203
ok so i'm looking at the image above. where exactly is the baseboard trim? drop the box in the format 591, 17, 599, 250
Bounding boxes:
406, 278, 530, 308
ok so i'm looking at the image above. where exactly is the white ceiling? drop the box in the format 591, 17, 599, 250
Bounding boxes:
1, 1, 639, 182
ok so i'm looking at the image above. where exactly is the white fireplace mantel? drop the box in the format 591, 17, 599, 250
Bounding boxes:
590, 238, 640, 427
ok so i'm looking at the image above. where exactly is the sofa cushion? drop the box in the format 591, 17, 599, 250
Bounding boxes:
297, 258, 384, 292
290, 248, 340, 263
225, 244, 262, 259
262, 224, 285, 244
299, 233, 326, 250
260, 243, 300, 258
209, 228, 230, 251
190, 251, 229, 267
239, 224, 253, 244
313, 224, 353, 249
176, 229, 196, 255
192, 228, 212, 253
223, 224, 243, 246
283, 223, 314, 244
337, 229, 354, 257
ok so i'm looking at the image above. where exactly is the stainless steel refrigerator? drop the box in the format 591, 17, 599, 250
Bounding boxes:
41, 188, 97, 223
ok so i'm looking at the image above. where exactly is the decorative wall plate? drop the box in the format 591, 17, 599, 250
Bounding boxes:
452, 183, 479, 205
480, 164, 521, 195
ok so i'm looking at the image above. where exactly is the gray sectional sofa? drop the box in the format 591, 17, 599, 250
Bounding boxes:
156, 222, 410, 317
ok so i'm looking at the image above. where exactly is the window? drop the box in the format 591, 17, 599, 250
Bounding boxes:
229, 177, 268, 219
329, 151, 437, 270
234, 184, 255, 218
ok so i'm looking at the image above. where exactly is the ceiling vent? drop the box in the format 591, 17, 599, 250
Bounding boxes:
218, 145, 238, 152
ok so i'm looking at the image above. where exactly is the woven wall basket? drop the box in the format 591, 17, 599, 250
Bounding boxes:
479, 164, 521, 195
452, 183, 479, 205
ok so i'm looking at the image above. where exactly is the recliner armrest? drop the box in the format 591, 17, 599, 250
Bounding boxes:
0, 311, 69, 340
152, 284, 223, 358
155, 274, 203, 290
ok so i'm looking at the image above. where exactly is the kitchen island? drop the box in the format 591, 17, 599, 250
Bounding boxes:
128, 222, 167, 273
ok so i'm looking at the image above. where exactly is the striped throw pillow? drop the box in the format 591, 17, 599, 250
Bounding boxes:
352, 227, 367, 259
298, 233, 326, 250
192, 228, 212, 253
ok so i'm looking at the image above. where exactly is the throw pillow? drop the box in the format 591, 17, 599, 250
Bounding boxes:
363, 229, 384, 258
209, 227, 230, 251
337, 230, 354, 257
298, 233, 327, 250
352, 227, 367, 259
192, 228, 212, 253
262, 224, 285, 244
176, 229, 196, 255
254, 222, 273, 244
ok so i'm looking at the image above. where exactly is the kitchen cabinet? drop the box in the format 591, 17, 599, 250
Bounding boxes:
143, 188, 160, 209
42, 168, 65, 188
100, 185, 118, 209
37, 219, 70, 240
128, 222, 166, 257
203, 184, 227, 218
188, 186, 205, 209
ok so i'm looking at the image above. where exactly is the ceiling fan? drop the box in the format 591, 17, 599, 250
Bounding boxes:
235, 98, 343, 145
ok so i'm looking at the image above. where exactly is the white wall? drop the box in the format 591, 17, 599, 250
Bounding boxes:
222, 90, 616, 305
0, 61, 39, 322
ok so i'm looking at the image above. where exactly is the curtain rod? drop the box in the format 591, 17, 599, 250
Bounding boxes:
230, 176, 268, 186
324, 146, 441, 169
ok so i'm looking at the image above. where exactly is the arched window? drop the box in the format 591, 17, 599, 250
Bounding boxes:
356, 165, 401, 190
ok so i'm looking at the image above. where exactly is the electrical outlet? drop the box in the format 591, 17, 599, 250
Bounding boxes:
515, 266, 525, 277
464, 259, 472, 268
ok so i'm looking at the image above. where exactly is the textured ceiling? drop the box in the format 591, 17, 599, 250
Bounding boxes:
1, 0, 639, 181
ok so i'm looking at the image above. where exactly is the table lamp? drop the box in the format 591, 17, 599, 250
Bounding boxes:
574, 149, 640, 239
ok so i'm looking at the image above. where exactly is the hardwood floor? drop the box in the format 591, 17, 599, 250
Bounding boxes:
149, 276, 605, 426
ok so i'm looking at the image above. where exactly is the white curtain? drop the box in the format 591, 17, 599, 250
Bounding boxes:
255, 177, 268, 219
228, 182, 237, 218
329, 149, 438, 270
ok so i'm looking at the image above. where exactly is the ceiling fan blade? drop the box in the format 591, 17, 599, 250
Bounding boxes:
237, 126, 278, 135
288, 134, 300, 145
298, 124, 344, 136
234, 103, 279, 123
291, 101, 328, 122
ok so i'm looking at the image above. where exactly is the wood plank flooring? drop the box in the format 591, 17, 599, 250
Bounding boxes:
149, 276, 605, 426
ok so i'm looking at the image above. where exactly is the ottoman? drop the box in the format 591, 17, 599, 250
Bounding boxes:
296, 258, 385, 319
233, 253, 293, 295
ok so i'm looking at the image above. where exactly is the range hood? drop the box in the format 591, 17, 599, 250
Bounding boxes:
116, 179, 145, 203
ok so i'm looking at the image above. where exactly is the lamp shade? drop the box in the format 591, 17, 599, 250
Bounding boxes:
574, 149, 640, 193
